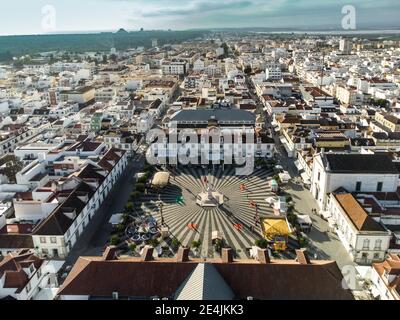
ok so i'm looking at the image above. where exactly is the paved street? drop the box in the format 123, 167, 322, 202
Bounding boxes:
270, 122, 354, 268
63, 154, 145, 267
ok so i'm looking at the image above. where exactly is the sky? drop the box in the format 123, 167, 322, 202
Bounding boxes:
0, 0, 399, 36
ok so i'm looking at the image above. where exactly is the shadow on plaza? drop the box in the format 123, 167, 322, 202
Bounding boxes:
145, 184, 184, 205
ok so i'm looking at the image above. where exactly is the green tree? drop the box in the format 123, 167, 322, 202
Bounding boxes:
255, 239, 269, 249
137, 176, 148, 184
129, 243, 137, 254
148, 238, 160, 248
135, 183, 145, 192
214, 239, 223, 253
171, 237, 180, 250
130, 191, 141, 201
124, 202, 134, 212
116, 224, 125, 233
122, 213, 130, 224
110, 235, 119, 246
191, 240, 202, 250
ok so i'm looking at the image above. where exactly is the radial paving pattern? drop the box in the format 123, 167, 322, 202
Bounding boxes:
137, 166, 275, 259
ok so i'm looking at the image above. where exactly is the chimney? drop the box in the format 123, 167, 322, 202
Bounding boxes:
103, 246, 117, 261
221, 248, 234, 263
176, 247, 190, 262
257, 249, 271, 264
296, 249, 311, 265
141, 246, 154, 262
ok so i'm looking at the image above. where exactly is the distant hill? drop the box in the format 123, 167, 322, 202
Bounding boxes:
0, 30, 210, 61
116, 28, 128, 34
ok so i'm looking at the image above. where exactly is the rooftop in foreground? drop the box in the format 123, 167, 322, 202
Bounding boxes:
57, 247, 354, 300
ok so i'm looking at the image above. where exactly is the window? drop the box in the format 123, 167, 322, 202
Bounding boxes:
39, 237, 46, 244
361, 252, 368, 259
25, 282, 31, 293
37, 268, 42, 279
373, 253, 380, 260
317, 171, 321, 181
375, 239, 382, 250
29, 265, 34, 273
377, 182, 383, 192
362, 239, 370, 250
42, 249, 48, 255
50, 237, 57, 244
355, 181, 362, 192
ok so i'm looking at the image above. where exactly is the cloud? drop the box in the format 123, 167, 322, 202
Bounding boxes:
98, 0, 400, 29
140, 0, 255, 17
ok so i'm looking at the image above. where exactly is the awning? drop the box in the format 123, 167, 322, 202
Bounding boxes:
109, 214, 124, 225
297, 214, 312, 226
151, 172, 170, 188
262, 218, 292, 239
279, 172, 291, 183
271, 179, 279, 187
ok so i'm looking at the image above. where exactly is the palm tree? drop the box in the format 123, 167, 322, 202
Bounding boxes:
191, 240, 202, 250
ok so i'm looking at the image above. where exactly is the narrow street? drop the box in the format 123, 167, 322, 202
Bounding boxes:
270, 122, 354, 268
243, 73, 354, 268
63, 154, 145, 267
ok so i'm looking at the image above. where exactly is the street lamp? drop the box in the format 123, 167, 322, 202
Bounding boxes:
157, 199, 164, 226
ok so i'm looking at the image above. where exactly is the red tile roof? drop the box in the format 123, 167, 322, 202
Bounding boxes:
58, 255, 353, 300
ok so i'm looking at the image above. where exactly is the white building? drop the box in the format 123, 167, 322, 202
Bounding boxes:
31, 149, 128, 259
336, 85, 363, 106
162, 61, 188, 75
311, 153, 399, 210
94, 88, 117, 102
366, 254, 400, 300
339, 39, 352, 54
328, 192, 391, 264
0, 249, 63, 300
265, 65, 282, 81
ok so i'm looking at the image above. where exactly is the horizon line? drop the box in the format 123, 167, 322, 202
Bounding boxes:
1, 25, 400, 37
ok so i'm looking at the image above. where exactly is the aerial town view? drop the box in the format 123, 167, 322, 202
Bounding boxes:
0, 0, 399, 309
